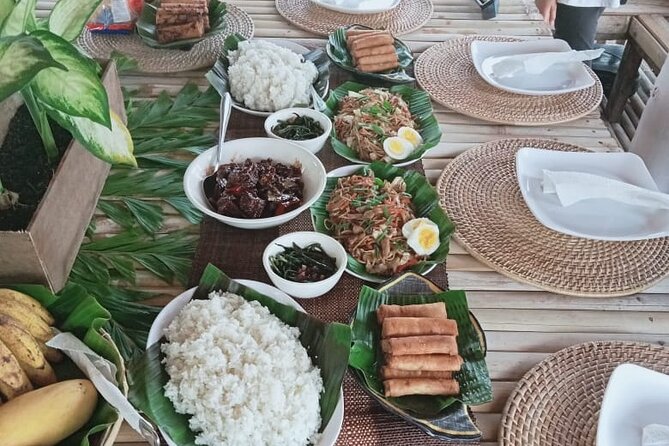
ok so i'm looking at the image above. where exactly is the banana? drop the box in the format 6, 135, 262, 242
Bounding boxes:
0, 298, 52, 343
0, 379, 98, 446
0, 289, 55, 326
0, 312, 62, 363
0, 339, 33, 401
0, 316, 57, 388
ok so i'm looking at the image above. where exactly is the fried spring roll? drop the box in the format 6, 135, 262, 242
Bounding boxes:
382, 317, 458, 338
357, 53, 398, 66
350, 33, 394, 51
377, 303, 448, 324
381, 367, 453, 380
346, 29, 379, 37
381, 335, 458, 356
351, 44, 395, 62
357, 59, 400, 73
384, 378, 460, 397
385, 354, 463, 372
156, 20, 205, 43
347, 31, 386, 44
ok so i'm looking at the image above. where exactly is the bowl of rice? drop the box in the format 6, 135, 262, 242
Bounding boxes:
147, 280, 345, 446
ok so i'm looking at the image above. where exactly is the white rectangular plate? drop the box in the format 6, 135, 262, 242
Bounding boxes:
308, 0, 401, 14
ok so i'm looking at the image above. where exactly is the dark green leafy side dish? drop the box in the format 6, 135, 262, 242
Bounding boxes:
127, 265, 352, 446
136, 0, 227, 49
327, 25, 415, 83
349, 277, 492, 434
270, 243, 338, 282
271, 114, 325, 141
324, 81, 442, 165
310, 162, 455, 283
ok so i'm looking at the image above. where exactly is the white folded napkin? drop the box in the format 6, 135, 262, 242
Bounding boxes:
542, 169, 669, 210
643, 424, 669, 446
486, 48, 604, 79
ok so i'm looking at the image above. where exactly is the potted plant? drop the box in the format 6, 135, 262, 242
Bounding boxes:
0, 0, 135, 291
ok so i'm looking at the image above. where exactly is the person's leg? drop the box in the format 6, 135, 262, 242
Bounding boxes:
553, 3, 605, 51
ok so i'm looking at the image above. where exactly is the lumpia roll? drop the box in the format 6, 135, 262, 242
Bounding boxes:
376, 302, 448, 324
385, 354, 463, 371
346, 31, 385, 45
384, 378, 460, 397
381, 335, 458, 356
381, 317, 458, 338
356, 53, 398, 66
381, 367, 453, 380
346, 29, 380, 37
356, 60, 400, 73
350, 34, 394, 51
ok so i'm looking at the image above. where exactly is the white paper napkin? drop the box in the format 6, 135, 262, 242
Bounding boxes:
486, 48, 604, 79
542, 169, 669, 209
643, 424, 669, 446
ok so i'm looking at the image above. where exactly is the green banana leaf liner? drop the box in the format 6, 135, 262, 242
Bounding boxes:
324, 81, 441, 165
310, 162, 455, 283
126, 264, 352, 446
9, 284, 125, 446
206, 33, 330, 110
136, 0, 227, 49
326, 25, 415, 83
348, 273, 492, 440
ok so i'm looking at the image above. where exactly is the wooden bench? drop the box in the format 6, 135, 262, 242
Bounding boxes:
598, 0, 669, 40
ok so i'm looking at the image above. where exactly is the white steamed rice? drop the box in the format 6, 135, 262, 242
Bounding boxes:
227, 40, 318, 112
162, 291, 323, 446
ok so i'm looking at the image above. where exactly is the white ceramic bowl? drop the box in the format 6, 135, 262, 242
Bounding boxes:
263, 231, 347, 299
264, 108, 332, 154
184, 137, 327, 229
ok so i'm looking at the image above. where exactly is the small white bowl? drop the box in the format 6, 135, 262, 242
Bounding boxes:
264, 108, 332, 154
263, 232, 347, 299
184, 137, 326, 230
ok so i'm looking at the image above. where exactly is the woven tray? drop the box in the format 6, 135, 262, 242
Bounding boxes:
500, 341, 669, 446
77, 4, 254, 73
275, 0, 432, 36
436, 138, 669, 297
415, 36, 604, 125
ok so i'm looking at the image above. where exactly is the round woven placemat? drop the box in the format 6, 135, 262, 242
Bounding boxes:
436, 138, 669, 297
275, 0, 432, 36
77, 4, 254, 73
415, 36, 604, 125
500, 341, 669, 446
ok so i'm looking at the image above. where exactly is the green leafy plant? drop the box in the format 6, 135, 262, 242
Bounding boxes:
0, 0, 136, 210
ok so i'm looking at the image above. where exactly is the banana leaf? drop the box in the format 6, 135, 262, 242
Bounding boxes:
127, 264, 352, 445
136, 0, 227, 49
9, 284, 124, 446
349, 282, 492, 417
326, 25, 414, 83
310, 162, 455, 283
324, 81, 441, 165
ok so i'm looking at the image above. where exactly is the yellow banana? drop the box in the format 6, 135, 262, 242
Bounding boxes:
0, 289, 55, 326
0, 298, 52, 343
0, 339, 33, 401
0, 312, 62, 364
0, 379, 98, 445
0, 316, 57, 388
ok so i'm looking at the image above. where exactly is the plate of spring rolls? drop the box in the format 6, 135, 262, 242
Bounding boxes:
349, 272, 492, 440
136, 0, 228, 49
327, 25, 415, 83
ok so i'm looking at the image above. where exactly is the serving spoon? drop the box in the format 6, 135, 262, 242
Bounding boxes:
203, 92, 232, 198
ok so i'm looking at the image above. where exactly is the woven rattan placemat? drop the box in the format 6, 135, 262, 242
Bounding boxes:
499, 341, 669, 446
77, 4, 254, 73
275, 0, 433, 36
436, 138, 669, 297
414, 36, 604, 125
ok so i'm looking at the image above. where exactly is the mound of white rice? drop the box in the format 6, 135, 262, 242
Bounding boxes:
162, 291, 323, 446
227, 40, 318, 112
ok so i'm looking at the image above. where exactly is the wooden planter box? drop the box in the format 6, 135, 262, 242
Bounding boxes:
0, 62, 124, 291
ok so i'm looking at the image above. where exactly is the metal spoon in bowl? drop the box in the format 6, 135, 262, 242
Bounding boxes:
203, 92, 232, 199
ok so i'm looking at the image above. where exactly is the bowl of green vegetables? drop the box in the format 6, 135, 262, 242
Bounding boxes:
264, 108, 332, 154
263, 231, 347, 298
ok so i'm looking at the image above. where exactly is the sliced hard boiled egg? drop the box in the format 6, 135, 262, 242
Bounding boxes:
397, 127, 423, 148
402, 217, 438, 238
383, 136, 414, 160
406, 222, 440, 256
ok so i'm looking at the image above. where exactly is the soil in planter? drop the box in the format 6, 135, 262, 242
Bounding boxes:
0, 106, 72, 231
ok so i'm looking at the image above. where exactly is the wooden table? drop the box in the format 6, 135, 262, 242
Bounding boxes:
110, 1, 669, 444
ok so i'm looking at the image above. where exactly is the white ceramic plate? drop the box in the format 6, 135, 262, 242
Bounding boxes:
516, 147, 669, 241
308, 0, 401, 14
231, 39, 329, 117
147, 280, 345, 446
470, 39, 595, 96
597, 364, 669, 446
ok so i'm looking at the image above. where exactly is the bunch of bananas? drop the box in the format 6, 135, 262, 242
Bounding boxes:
0, 288, 60, 402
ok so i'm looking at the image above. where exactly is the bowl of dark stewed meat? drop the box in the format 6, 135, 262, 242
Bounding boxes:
184, 137, 327, 229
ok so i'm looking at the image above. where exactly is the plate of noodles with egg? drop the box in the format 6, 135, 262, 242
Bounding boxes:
310, 162, 454, 283
323, 82, 441, 167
